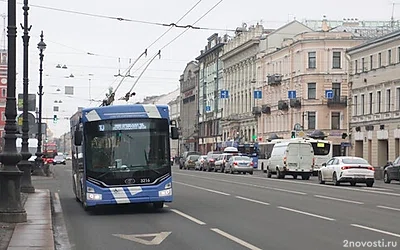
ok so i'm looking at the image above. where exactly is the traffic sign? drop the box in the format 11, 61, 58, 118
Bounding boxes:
288, 90, 296, 99
205, 106, 211, 112
325, 90, 333, 99
220, 90, 229, 99
253, 90, 262, 99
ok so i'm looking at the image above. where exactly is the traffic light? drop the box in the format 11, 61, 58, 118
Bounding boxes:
291, 130, 296, 138
53, 114, 58, 124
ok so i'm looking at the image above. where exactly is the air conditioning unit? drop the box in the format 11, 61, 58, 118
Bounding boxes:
278, 100, 288, 110
261, 105, 271, 114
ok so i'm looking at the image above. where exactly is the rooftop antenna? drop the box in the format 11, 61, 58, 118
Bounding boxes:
114, 57, 123, 77
391, 2, 400, 27
1, 13, 6, 50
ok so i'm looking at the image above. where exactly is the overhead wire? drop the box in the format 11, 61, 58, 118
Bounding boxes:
100, 0, 205, 104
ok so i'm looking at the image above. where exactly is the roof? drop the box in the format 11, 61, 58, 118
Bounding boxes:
81, 104, 170, 123
137, 88, 180, 105
347, 29, 400, 53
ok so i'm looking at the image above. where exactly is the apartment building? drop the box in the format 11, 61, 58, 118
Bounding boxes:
168, 96, 180, 157
257, 26, 365, 156
197, 33, 225, 154
179, 61, 199, 152
347, 30, 400, 167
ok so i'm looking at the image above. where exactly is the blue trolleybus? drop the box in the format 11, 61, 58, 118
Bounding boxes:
70, 104, 179, 211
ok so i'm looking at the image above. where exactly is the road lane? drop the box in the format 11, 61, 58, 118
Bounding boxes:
174, 169, 400, 208
171, 177, 400, 250
173, 170, 400, 238
33, 164, 255, 250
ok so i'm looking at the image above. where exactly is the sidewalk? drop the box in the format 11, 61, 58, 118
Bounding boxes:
7, 189, 55, 250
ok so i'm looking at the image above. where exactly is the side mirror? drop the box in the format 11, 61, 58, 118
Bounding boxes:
387, 161, 392, 166
74, 130, 82, 146
171, 127, 179, 140
322, 163, 327, 167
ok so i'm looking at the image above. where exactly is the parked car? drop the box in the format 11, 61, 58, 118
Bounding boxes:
383, 156, 400, 184
214, 153, 233, 172
226, 156, 253, 175
318, 156, 375, 187
195, 155, 207, 170
184, 155, 200, 170
179, 151, 201, 169
53, 155, 66, 165
205, 151, 222, 172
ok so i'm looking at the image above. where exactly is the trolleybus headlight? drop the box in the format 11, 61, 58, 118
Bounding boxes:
87, 187, 95, 193
87, 193, 102, 200
158, 189, 172, 197
165, 182, 172, 189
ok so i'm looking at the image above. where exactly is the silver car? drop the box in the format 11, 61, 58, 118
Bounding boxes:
227, 156, 253, 175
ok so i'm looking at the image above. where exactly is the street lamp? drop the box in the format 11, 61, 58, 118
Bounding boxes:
0, 0, 27, 223
18, 0, 35, 193
34, 31, 46, 176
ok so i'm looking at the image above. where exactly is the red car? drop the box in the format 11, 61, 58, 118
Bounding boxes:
43, 158, 54, 164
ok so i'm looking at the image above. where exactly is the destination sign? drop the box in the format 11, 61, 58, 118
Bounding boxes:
98, 123, 148, 131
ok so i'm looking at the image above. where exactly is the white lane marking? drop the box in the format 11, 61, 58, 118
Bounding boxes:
170, 209, 206, 225
173, 181, 230, 196
235, 196, 270, 206
377, 205, 400, 212
176, 171, 400, 197
278, 206, 336, 221
351, 224, 400, 238
174, 173, 307, 195
360, 187, 393, 191
211, 228, 262, 250
314, 195, 364, 205
164, 204, 169, 208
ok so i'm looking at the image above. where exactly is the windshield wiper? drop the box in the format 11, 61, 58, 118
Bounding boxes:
129, 165, 161, 175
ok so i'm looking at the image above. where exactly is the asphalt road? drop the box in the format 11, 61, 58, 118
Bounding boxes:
33, 163, 400, 250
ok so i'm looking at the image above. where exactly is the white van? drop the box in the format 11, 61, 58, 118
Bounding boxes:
266, 141, 314, 180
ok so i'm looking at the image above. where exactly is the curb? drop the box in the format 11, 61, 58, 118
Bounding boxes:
52, 192, 73, 250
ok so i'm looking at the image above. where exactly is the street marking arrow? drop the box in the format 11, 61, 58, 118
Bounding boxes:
113, 231, 171, 245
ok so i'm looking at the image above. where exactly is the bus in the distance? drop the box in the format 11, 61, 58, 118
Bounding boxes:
237, 143, 259, 169
70, 104, 179, 211
43, 142, 57, 159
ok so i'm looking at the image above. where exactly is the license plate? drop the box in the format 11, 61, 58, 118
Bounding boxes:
288, 163, 297, 167
355, 175, 365, 178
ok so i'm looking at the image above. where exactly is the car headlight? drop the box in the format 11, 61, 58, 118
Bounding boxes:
86, 193, 102, 200
159, 189, 172, 197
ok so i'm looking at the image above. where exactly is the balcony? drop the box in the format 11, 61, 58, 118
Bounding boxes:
327, 96, 347, 107
261, 105, 271, 114
289, 98, 301, 108
252, 106, 262, 116
278, 100, 289, 111
267, 74, 282, 86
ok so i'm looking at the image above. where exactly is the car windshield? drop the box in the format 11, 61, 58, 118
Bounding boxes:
54, 156, 64, 160
342, 158, 369, 164
84, 118, 170, 180
188, 155, 200, 161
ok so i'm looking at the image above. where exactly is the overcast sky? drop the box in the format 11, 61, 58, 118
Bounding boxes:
0, 0, 397, 137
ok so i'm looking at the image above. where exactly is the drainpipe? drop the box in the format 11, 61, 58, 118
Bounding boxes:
345, 53, 352, 156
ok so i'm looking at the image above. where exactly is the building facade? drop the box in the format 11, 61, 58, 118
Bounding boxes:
220, 24, 266, 144
257, 26, 364, 156
347, 30, 400, 167
168, 96, 180, 157
179, 61, 199, 152
197, 33, 225, 154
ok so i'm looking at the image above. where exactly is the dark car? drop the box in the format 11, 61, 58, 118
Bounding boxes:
53, 155, 66, 165
383, 156, 400, 183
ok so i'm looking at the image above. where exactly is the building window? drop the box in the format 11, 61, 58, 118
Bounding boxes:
370, 55, 373, 70
397, 87, 400, 111
332, 52, 341, 69
387, 89, 391, 112
377, 91, 381, 113
354, 60, 358, 73
1, 111, 5, 121
331, 112, 340, 130
369, 92, 373, 114
398, 47, 400, 63
354, 95, 358, 116
1, 88, 5, 97
332, 82, 341, 98
378, 53, 382, 67
388, 49, 392, 65
307, 83, 316, 99
308, 52, 316, 69
361, 94, 365, 115
308, 112, 316, 129
361, 58, 365, 72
